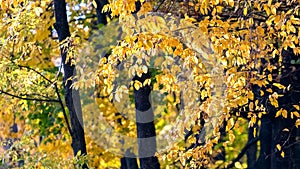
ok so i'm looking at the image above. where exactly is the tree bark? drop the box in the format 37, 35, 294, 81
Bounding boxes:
53, 0, 87, 166
133, 72, 160, 169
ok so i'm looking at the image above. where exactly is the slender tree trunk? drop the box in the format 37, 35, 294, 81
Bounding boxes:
53, 0, 87, 166
133, 72, 160, 169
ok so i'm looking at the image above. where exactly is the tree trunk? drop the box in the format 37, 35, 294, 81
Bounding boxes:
247, 125, 257, 168
270, 118, 293, 169
120, 157, 139, 169
94, 0, 109, 25
252, 116, 272, 169
53, 0, 87, 166
252, 48, 300, 169
133, 72, 160, 169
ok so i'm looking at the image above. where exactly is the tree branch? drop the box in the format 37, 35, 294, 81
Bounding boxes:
225, 137, 259, 169
14, 63, 73, 136
0, 90, 60, 103
54, 82, 73, 136
16, 64, 54, 84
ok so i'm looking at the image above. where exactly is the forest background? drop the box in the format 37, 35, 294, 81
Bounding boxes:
0, 0, 300, 169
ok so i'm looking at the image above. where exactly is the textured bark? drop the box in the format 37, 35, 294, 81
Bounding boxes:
53, 0, 87, 165
133, 72, 160, 169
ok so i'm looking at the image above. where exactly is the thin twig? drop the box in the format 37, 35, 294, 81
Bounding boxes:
154, 0, 166, 12
0, 90, 60, 103
17, 64, 54, 84
7, 63, 73, 135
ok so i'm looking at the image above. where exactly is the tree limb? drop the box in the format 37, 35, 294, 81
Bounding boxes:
225, 137, 259, 169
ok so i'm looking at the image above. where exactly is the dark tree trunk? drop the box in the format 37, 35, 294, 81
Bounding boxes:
133, 72, 160, 169
94, 0, 109, 25
120, 157, 139, 169
251, 48, 300, 169
253, 116, 272, 169
247, 125, 257, 168
53, 0, 87, 166
270, 118, 294, 169
292, 128, 300, 168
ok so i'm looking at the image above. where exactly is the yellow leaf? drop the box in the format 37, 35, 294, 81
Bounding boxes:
76, 150, 81, 156
143, 78, 151, 86
293, 105, 300, 110
271, 6, 276, 15
267, 0, 272, 7
270, 96, 279, 108
134, 80, 142, 90
275, 109, 282, 117
273, 83, 285, 89
266, 88, 273, 93
268, 74, 272, 81
282, 128, 289, 132
184, 14, 197, 22
13, 0, 18, 7
109, 94, 113, 101
249, 18, 254, 25
179, 156, 186, 166
249, 102, 254, 111
35, 7, 43, 16
92, 0, 97, 8
229, 133, 235, 142
115, 93, 120, 102
293, 111, 300, 118
142, 65, 148, 74
296, 119, 300, 128
229, 0, 234, 7
248, 91, 254, 100
58, 112, 64, 119
243, 7, 248, 16
281, 151, 285, 158
276, 144, 281, 151
282, 109, 288, 118
201, 90, 207, 100
234, 162, 242, 169
264, 5, 271, 16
